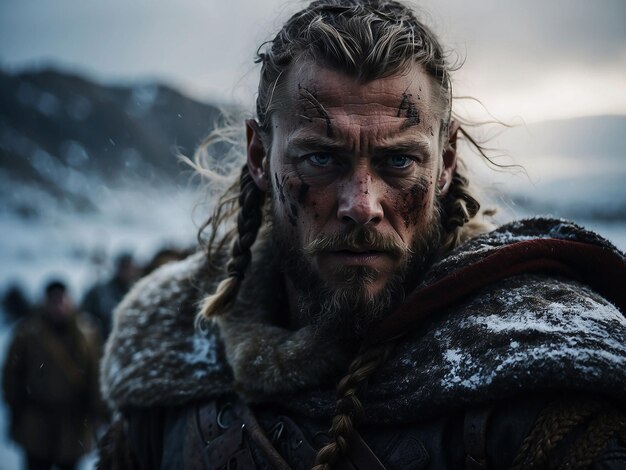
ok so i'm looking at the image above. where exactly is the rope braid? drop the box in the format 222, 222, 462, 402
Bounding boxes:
510, 398, 618, 470
312, 342, 395, 470
558, 408, 626, 470
199, 164, 265, 319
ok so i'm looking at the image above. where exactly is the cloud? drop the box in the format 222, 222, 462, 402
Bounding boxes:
420, 0, 626, 65
1, 0, 624, 121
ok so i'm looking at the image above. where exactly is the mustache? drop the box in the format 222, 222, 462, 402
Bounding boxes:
303, 227, 409, 258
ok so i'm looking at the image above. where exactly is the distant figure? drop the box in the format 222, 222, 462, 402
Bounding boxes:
81, 252, 137, 340
2, 280, 101, 470
2, 284, 31, 323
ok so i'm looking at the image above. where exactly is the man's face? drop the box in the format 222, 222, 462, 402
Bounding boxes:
248, 61, 456, 333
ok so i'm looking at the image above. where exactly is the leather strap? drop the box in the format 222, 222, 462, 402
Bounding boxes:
345, 430, 387, 470
234, 402, 292, 470
228, 448, 257, 470
191, 399, 390, 469
316, 430, 387, 470
464, 405, 493, 470
269, 414, 318, 466
197, 400, 220, 442
205, 420, 245, 468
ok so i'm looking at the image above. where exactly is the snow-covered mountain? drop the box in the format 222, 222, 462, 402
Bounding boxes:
0, 68, 233, 299
0, 68, 226, 215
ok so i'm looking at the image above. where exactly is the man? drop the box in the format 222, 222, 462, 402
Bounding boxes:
3, 280, 101, 470
99, 1, 626, 468
82, 252, 137, 341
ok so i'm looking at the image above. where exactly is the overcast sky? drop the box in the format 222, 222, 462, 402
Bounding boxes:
1, 0, 625, 123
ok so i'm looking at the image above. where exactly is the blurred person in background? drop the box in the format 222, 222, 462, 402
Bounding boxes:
2, 284, 31, 323
2, 279, 101, 470
81, 252, 137, 341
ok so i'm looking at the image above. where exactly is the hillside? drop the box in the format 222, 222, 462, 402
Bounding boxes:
0, 68, 225, 215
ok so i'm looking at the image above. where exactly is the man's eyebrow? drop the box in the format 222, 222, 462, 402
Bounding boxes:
286, 134, 432, 157
374, 139, 432, 156
286, 134, 346, 153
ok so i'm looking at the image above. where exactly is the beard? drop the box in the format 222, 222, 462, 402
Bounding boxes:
271, 204, 445, 340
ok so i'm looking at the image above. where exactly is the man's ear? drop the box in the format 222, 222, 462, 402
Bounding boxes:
246, 119, 269, 191
437, 120, 459, 195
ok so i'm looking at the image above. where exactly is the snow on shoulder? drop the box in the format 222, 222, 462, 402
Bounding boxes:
101, 251, 233, 409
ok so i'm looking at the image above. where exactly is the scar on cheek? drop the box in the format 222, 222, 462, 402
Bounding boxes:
398, 178, 430, 228
276, 173, 300, 227
397, 91, 420, 129
297, 83, 334, 137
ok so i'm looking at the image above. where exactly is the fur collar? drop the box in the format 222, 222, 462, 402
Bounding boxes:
101, 218, 626, 423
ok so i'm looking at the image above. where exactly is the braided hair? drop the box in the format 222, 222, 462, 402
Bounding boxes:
199, 164, 265, 318
312, 342, 395, 469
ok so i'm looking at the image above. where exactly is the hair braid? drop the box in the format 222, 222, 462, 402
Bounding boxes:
312, 342, 395, 469
439, 163, 482, 252
510, 398, 606, 470
558, 408, 626, 470
199, 164, 265, 319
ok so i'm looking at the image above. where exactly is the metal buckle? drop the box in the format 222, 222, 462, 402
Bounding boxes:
269, 421, 285, 443
217, 403, 235, 430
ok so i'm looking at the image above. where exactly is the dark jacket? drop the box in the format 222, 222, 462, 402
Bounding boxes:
3, 311, 101, 462
99, 218, 626, 469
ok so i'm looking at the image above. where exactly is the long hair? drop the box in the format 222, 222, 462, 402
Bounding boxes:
192, 1, 495, 466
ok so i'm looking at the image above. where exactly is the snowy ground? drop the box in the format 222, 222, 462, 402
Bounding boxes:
0, 184, 206, 299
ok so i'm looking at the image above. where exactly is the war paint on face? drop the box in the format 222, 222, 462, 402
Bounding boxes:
398, 176, 432, 228
273, 171, 310, 228
397, 91, 420, 130
297, 84, 334, 137
274, 172, 286, 205
259, 61, 455, 299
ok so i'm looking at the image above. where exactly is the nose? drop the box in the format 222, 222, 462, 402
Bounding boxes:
336, 168, 384, 226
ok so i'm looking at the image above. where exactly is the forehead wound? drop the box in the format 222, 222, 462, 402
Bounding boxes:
397, 91, 420, 129
296, 83, 334, 137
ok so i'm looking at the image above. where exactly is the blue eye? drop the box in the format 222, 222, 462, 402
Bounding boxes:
307, 153, 333, 166
388, 155, 413, 169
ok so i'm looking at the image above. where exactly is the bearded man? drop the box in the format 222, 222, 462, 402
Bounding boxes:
98, 1, 626, 468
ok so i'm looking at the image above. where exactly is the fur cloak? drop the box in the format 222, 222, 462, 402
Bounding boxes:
101, 218, 626, 424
